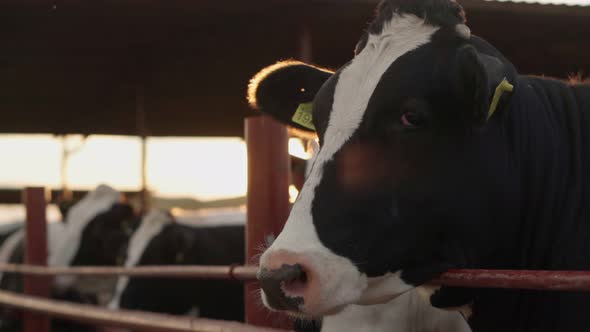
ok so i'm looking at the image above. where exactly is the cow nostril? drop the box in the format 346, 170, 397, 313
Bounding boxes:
258, 264, 307, 311
278, 264, 308, 294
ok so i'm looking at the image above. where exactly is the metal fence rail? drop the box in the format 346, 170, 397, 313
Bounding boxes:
0, 289, 287, 332
2, 264, 590, 291
432, 269, 590, 291
0, 264, 258, 280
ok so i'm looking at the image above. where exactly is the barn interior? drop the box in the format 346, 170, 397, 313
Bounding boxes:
0, 0, 589, 330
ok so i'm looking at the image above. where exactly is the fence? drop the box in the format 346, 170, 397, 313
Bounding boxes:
0, 288, 285, 332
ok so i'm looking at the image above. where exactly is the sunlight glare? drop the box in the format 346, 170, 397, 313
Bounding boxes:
67, 136, 142, 190
0, 135, 61, 188
289, 138, 313, 160
289, 185, 300, 204
0, 135, 248, 201
147, 137, 247, 201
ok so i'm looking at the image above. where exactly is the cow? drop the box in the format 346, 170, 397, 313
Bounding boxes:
108, 210, 245, 322
51, 184, 139, 297
0, 185, 139, 332
246, 0, 590, 331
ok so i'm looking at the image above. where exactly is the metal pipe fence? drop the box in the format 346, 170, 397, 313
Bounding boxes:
2, 264, 590, 291
0, 289, 287, 332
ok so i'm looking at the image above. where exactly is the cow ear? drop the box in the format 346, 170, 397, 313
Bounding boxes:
247, 60, 333, 132
454, 45, 506, 125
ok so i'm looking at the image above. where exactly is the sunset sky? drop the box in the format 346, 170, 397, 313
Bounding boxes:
0, 135, 309, 201
0, 135, 247, 201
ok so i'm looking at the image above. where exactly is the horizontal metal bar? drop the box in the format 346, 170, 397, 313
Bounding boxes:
3, 264, 590, 291
0, 264, 258, 280
431, 269, 590, 291
0, 289, 286, 332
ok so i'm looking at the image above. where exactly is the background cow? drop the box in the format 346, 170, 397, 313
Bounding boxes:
247, 0, 590, 331
0, 185, 139, 332
108, 210, 245, 322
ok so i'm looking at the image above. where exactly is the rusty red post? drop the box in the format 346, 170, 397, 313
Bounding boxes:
23, 187, 51, 332
245, 116, 291, 329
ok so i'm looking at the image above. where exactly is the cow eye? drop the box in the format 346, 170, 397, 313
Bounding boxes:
399, 99, 430, 128
400, 111, 425, 128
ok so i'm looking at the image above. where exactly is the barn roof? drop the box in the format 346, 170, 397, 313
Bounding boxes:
1, 0, 589, 137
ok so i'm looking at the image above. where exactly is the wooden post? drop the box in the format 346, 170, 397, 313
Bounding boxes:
245, 116, 291, 328
23, 187, 51, 332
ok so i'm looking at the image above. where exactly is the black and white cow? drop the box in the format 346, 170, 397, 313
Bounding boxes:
247, 1, 590, 331
0, 185, 139, 332
108, 210, 245, 322
51, 184, 139, 297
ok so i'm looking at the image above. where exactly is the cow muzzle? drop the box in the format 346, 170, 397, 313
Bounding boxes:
258, 264, 307, 312
258, 249, 368, 316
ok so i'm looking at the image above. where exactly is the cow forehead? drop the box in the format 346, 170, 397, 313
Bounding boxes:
327, 14, 437, 141
316, 14, 438, 192
273, 15, 438, 252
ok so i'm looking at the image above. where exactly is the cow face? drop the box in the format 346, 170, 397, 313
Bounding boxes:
111, 212, 245, 321
109, 211, 194, 313
51, 185, 139, 296
250, 0, 518, 318
70, 203, 139, 267
116, 223, 197, 314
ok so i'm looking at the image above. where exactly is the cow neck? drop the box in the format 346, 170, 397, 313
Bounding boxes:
505, 75, 590, 270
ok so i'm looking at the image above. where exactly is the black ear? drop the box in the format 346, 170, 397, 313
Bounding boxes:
454, 45, 507, 125
247, 60, 333, 132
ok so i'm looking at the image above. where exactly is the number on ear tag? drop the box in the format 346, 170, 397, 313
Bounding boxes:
292, 103, 315, 130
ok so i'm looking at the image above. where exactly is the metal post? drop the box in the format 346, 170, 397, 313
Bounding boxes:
23, 187, 51, 332
245, 116, 291, 328
139, 135, 149, 213
60, 135, 73, 202
136, 84, 149, 213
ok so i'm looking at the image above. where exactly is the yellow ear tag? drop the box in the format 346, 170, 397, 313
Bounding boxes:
292, 103, 315, 130
487, 78, 514, 121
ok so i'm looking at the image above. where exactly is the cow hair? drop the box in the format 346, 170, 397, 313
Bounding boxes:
355, 0, 466, 54
370, 0, 466, 35
568, 72, 590, 85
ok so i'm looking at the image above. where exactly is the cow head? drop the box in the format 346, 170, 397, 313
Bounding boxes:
250, 0, 519, 317
109, 210, 194, 313
110, 212, 245, 321
70, 203, 139, 267
51, 185, 140, 297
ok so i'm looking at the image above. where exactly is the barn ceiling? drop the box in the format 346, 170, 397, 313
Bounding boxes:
1, 0, 589, 137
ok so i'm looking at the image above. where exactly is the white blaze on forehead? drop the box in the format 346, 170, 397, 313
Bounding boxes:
263, 14, 439, 308
108, 210, 173, 309
49, 185, 121, 267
